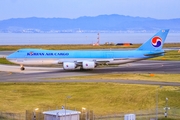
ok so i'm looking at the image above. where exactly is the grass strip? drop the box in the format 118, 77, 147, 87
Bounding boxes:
46, 73, 180, 83
0, 58, 14, 64
0, 83, 179, 115
151, 50, 180, 61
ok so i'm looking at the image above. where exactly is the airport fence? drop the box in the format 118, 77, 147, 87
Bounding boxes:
0, 111, 25, 120
94, 107, 180, 120
0, 107, 180, 120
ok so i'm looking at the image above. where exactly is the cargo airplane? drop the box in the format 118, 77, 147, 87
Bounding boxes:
6, 29, 169, 70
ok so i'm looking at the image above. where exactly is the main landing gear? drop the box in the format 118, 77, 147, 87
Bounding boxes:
20, 65, 25, 71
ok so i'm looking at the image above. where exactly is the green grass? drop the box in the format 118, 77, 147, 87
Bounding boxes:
0, 58, 15, 64
163, 43, 180, 48
0, 44, 180, 117
47, 73, 180, 83
0, 58, 14, 64
158, 118, 178, 120
0, 82, 179, 115
151, 50, 180, 61
0, 116, 10, 120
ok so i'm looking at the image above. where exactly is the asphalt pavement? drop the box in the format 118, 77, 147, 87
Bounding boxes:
0, 60, 180, 86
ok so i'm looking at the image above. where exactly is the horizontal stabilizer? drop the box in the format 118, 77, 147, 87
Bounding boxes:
144, 52, 165, 57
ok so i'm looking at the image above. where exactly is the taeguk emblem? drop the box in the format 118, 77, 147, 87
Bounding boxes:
30, 52, 34, 55
151, 36, 162, 47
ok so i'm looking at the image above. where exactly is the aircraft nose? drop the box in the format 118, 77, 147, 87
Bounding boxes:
6, 54, 16, 64
6, 54, 13, 60
6, 55, 11, 60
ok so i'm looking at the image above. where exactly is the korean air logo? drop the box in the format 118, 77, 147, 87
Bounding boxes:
29, 52, 34, 55
151, 36, 162, 47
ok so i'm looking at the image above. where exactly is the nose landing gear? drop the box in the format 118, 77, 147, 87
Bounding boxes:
20, 65, 25, 71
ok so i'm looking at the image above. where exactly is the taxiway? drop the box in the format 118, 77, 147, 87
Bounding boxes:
0, 60, 180, 86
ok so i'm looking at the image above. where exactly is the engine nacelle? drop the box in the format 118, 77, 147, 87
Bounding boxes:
82, 61, 95, 69
63, 62, 76, 70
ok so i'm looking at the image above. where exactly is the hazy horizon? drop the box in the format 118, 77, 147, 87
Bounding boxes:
0, 32, 179, 45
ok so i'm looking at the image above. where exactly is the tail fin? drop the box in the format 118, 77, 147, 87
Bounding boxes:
137, 29, 169, 51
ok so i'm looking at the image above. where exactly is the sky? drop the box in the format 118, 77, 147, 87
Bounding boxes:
0, 0, 180, 20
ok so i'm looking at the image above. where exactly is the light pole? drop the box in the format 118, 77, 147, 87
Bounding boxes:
164, 97, 170, 118
33, 108, 39, 120
82, 107, 87, 120
65, 96, 71, 120
156, 86, 162, 120
156, 89, 158, 120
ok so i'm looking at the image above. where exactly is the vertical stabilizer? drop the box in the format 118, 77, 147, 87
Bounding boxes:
137, 29, 169, 51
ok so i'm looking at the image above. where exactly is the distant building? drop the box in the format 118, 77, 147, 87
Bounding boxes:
43, 109, 81, 120
124, 114, 136, 120
116, 43, 133, 46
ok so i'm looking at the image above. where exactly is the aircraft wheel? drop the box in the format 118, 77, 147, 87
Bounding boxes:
20, 67, 25, 71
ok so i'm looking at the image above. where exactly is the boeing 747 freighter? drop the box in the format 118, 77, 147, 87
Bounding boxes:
6, 29, 169, 70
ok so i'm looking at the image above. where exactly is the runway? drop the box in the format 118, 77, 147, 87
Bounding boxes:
0, 51, 13, 58
0, 60, 180, 86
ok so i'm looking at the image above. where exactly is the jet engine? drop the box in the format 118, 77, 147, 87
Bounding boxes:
82, 61, 95, 69
63, 62, 76, 70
